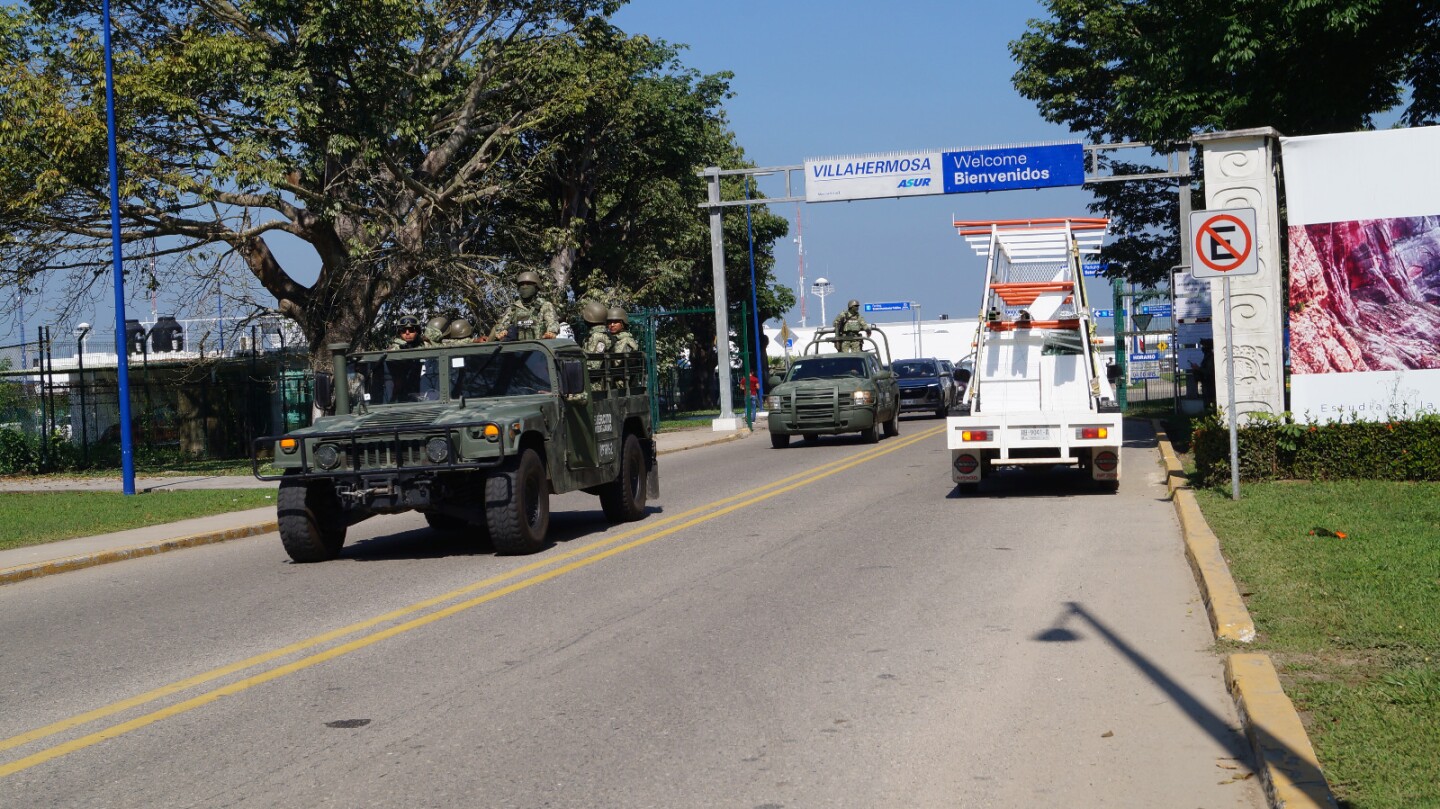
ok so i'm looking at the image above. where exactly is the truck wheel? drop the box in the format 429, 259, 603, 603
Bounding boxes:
934, 404, 948, 419
486, 448, 550, 555
600, 433, 648, 522
770, 432, 790, 449
882, 411, 900, 438
860, 425, 879, 444
278, 478, 346, 563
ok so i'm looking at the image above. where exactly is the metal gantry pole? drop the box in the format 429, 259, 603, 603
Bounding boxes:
705, 168, 736, 427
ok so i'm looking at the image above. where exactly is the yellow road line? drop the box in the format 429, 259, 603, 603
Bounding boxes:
0, 426, 943, 775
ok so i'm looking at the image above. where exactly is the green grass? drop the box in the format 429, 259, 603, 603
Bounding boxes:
659, 409, 721, 432
1196, 481, 1440, 808
0, 490, 278, 551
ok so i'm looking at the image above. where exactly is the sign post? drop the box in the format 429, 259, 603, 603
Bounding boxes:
1190, 207, 1259, 500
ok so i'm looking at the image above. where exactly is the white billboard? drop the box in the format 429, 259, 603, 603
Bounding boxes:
1281, 126, 1440, 422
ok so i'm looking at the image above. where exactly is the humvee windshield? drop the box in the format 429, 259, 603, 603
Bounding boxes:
352, 356, 440, 405
788, 356, 868, 380
451, 348, 552, 398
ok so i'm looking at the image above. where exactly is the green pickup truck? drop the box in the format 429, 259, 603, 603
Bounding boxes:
763, 327, 900, 447
254, 339, 656, 561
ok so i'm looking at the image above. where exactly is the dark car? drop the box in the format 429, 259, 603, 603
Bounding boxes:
893, 358, 956, 418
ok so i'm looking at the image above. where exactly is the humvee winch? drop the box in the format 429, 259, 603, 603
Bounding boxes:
254, 339, 657, 561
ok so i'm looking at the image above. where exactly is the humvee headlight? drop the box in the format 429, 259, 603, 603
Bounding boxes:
851, 390, 875, 406
278, 437, 298, 454
314, 443, 340, 470
425, 437, 450, 463
764, 394, 782, 411
483, 424, 501, 442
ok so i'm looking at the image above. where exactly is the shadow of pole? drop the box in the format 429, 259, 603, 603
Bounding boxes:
1035, 600, 1332, 798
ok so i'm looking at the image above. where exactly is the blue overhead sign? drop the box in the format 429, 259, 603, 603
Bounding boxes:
1092, 308, 1126, 318
864, 301, 912, 312
1141, 304, 1173, 317
1082, 262, 1108, 277
804, 142, 1086, 202
941, 143, 1085, 194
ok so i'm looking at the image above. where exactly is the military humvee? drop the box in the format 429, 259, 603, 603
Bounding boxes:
254, 339, 656, 561
764, 327, 900, 448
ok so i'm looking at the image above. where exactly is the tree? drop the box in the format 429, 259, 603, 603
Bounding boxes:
1, 0, 621, 362
1011, 0, 1439, 285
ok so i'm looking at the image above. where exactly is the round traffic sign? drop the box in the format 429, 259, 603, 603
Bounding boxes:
1194, 213, 1253, 273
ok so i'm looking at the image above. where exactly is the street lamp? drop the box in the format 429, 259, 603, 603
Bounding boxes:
810, 277, 833, 325
74, 323, 91, 465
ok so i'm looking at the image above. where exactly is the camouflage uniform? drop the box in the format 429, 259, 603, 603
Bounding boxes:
833, 300, 869, 352
440, 319, 476, 345
493, 298, 559, 341
610, 329, 639, 353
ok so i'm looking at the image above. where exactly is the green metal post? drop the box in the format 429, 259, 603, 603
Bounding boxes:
1113, 278, 1127, 412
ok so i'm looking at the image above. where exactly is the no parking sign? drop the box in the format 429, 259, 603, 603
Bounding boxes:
1189, 208, 1259, 278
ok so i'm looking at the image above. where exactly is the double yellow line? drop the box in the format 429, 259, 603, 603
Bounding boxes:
0, 425, 943, 777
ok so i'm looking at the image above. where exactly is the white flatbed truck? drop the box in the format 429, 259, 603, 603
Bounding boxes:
947, 217, 1123, 493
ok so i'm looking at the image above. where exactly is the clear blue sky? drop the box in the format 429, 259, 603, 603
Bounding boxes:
611, 0, 1098, 326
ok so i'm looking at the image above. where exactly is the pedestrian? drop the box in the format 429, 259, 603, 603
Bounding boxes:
486, 270, 559, 341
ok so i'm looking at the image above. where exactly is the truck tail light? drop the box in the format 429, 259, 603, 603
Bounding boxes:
961, 430, 989, 441
1077, 427, 1108, 439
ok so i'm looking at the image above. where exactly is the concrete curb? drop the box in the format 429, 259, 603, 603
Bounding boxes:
656, 428, 750, 456
1151, 420, 1336, 809
0, 521, 278, 586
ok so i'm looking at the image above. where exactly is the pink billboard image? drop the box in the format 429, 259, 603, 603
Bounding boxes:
1288, 215, 1440, 375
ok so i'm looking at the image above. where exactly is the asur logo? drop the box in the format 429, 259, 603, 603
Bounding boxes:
896, 178, 931, 188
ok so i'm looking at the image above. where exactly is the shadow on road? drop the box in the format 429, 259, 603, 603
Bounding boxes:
1035, 601, 1327, 794
338, 507, 662, 562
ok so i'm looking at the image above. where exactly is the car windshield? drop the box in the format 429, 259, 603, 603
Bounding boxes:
892, 360, 939, 379
788, 357, 868, 380
451, 348, 553, 398
350, 356, 441, 405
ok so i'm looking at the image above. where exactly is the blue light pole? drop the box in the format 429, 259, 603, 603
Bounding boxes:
103, 0, 136, 494
743, 178, 764, 399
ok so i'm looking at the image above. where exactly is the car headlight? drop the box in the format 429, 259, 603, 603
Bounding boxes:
425, 436, 450, 463
314, 443, 340, 470
851, 390, 875, 406
764, 394, 782, 411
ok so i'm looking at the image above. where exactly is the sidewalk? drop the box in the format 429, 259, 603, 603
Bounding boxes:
0, 426, 751, 586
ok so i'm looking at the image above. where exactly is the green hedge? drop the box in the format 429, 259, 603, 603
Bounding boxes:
1192, 412, 1440, 487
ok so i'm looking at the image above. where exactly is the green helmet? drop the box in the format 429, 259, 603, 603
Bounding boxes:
847, 299, 860, 310
396, 314, 420, 329
606, 307, 628, 325
581, 300, 608, 325
516, 271, 542, 287
445, 319, 473, 339
425, 315, 449, 334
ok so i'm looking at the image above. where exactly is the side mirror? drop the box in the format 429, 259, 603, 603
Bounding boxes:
313, 372, 334, 413
559, 359, 586, 396
768, 374, 782, 388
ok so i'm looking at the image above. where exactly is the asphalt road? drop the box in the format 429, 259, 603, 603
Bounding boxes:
0, 419, 1263, 808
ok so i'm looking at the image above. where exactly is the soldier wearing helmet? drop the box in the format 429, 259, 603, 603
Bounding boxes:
606, 307, 638, 353
833, 298, 871, 352
388, 314, 438, 350
486, 270, 559, 341
581, 300, 612, 354
440, 318, 476, 344
423, 315, 449, 344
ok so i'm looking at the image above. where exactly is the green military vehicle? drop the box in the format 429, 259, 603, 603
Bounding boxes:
763, 327, 900, 448
254, 339, 656, 561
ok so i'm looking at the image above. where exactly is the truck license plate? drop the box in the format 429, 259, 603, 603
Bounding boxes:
1020, 428, 1051, 440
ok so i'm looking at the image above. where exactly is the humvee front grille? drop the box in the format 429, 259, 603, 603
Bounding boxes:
793, 388, 839, 425
355, 439, 429, 470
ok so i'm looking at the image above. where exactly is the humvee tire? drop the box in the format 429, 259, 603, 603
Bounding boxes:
882, 412, 899, 438
770, 433, 789, 449
600, 433, 648, 522
486, 448, 550, 555
278, 477, 346, 563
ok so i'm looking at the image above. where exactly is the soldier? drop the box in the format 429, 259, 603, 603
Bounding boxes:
440, 319, 476, 345
581, 301, 611, 353
424, 315, 449, 344
487, 270, 559, 341
388, 315, 437, 350
607, 307, 639, 352
833, 299, 870, 352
